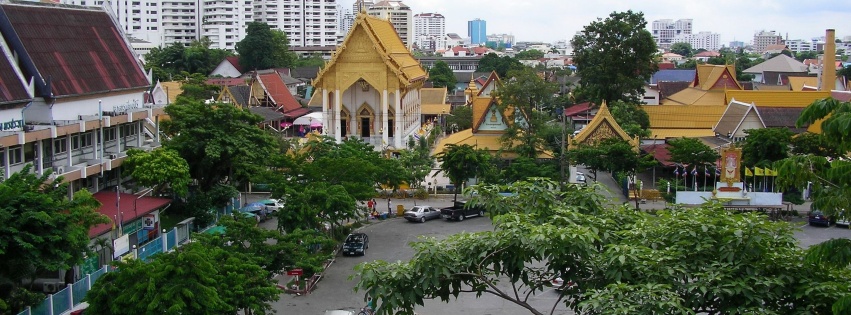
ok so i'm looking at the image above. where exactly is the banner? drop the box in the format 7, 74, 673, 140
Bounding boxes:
745, 167, 753, 177
755, 167, 764, 176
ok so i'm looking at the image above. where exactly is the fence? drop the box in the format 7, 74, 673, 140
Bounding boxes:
17, 227, 186, 315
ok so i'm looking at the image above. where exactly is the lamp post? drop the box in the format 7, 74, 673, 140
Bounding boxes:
559, 92, 575, 191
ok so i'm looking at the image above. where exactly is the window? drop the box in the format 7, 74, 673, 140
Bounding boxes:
54, 137, 67, 154
80, 133, 93, 148
8, 146, 22, 165
104, 127, 116, 142
71, 134, 80, 150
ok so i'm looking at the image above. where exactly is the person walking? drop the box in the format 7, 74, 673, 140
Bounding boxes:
387, 198, 392, 215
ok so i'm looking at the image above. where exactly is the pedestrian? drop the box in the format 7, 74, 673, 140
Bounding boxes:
387, 198, 392, 215
371, 198, 377, 211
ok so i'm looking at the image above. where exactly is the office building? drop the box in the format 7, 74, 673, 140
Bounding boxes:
367, 0, 413, 49
353, 0, 373, 13
672, 31, 720, 51
651, 19, 693, 50
413, 13, 445, 52
254, 0, 340, 47
468, 18, 486, 46
752, 30, 784, 53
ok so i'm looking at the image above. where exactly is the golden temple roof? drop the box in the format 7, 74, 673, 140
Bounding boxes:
661, 88, 727, 106
649, 128, 717, 139
724, 90, 830, 107
787, 77, 820, 91
694, 64, 741, 90
569, 101, 639, 150
432, 129, 553, 159
644, 105, 727, 129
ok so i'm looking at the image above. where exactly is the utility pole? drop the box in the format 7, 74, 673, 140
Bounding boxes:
559, 92, 574, 191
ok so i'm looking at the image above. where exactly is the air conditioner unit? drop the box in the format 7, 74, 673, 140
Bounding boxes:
109, 154, 118, 159
42, 281, 65, 293
54, 166, 65, 174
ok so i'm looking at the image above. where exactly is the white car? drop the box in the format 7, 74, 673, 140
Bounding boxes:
261, 199, 285, 213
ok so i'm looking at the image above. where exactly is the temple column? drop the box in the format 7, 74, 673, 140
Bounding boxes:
321, 89, 329, 132
394, 88, 402, 148
334, 89, 342, 141
382, 89, 389, 147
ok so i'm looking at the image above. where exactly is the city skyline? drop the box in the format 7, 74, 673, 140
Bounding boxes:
341, 0, 850, 45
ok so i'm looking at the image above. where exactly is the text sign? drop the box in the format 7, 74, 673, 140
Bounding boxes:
286, 268, 303, 276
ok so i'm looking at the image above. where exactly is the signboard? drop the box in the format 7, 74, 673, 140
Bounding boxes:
286, 268, 303, 276
113, 234, 130, 258
81, 255, 99, 275
142, 214, 156, 230
0, 118, 23, 131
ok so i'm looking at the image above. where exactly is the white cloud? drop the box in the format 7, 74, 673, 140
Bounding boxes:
343, 0, 850, 46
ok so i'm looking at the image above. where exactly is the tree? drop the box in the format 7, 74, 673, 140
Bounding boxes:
236, 22, 296, 71
676, 59, 702, 69
500, 157, 558, 183
607, 101, 650, 138
427, 60, 456, 91
436, 144, 493, 201
477, 53, 523, 78
354, 179, 845, 315
515, 49, 545, 60
740, 128, 794, 167
144, 40, 233, 82
162, 98, 276, 192
0, 166, 108, 313
666, 137, 720, 170
123, 148, 191, 197
571, 11, 658, 104
791, 132, 841, 159
669, 42, 693, 57
294, 53, 328, 68
839, 66, 851, 82
445, 105, 472, 132
493, 68, 559, 159
795, 50, 819, 62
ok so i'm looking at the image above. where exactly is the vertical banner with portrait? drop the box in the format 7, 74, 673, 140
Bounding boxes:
721, 148, 742, 185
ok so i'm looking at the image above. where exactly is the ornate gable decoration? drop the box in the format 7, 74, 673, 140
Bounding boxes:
474, 101, 509, 132
568, 101, 639, 150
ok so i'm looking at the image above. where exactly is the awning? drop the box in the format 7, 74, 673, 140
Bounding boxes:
89, 191, 172, 238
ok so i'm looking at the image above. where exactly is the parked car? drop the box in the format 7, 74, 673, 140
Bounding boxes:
440, 200, 485, 221
576, 172, 586, 183
808, 210, 833, 226
342, 233, 369, 256
404, 205, 441, 223
259, 198, 284, 213
836, 210, 849, 227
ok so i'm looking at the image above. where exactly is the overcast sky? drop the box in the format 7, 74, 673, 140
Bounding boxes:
344, 0, 851, 45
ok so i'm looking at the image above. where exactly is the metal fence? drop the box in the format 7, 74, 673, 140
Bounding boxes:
17, 226, 185, 315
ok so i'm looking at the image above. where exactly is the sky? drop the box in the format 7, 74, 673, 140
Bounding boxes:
343, 0, 851, 45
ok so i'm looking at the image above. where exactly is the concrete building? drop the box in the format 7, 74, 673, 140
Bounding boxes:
468, 18, 486, 46
413, 13, 445, 52
785, 39, 815, 53
339, 7, 355, 35
58, 0, 339, 50
672, 31, 720, 51
367, 0, 413, 49
352, 0, 373, 13
486, 33, 514, 48
752, 30, 784, 53
651, 19, 693, 50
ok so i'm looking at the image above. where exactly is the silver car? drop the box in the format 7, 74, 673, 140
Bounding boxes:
404, 205, 441, 223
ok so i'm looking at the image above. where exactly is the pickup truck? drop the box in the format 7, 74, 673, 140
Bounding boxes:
440, 200, 485, 221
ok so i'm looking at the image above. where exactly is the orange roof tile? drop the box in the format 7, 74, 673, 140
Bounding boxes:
258, 73, 301, 112
645, 104, 727, 129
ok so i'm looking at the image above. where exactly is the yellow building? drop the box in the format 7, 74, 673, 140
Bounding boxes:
309, 13, 427, 149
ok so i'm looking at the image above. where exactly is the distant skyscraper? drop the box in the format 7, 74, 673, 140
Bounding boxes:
413, 13, 445, 52
752, 30, 783, 53
367, 1, 413, 49
651, 19, 693, 50
468, 18, 486, 46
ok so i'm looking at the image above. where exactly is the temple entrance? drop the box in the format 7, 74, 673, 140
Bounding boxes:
388, 119, 394, 138
360, 117, 370, 137
340, 108, 350, 138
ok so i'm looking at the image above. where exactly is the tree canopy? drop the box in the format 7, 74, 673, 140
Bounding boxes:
436, 144, 494, 201
669, 42, 693, 57
740, 128, 794, 167
607, 101, 650, 138
427, 60, 456, 91
0, 166, 108, 313
477, 53, 524, 78
143, 39, 233, 82
492, 68, 559, 159
123, 148, 191, 197
515, 49, 545, 60
353, 179, 846, 315
666, 137, 720, 169
236, 22, 297, 71
571, 11, 658, 104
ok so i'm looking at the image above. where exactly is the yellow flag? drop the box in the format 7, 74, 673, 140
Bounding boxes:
745, 167, 753, 177
754, 167, 764, 176
764, 168, 775, 176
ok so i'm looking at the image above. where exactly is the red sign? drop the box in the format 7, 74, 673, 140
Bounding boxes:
286, 268, 303, 276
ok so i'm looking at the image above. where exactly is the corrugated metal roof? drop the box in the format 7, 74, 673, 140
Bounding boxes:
756, 106, 807, 132
650, 69, 695, 84
258, 73, 301, 112
432, 129, 553, 159
1, 3, 150, 97
227, 85, 251, 107
0, 46, 30, 105
645, 105, 727, 129
649, 128, 717, 139
725, 90, 830, 107
420, 88, 447, 105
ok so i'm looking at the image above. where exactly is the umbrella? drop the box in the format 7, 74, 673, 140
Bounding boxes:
293, 112, 324, 125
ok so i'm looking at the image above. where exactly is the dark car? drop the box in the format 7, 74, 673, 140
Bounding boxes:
342, 233, 369, 256
808, 210, 833, 226
440, 201, 485, 221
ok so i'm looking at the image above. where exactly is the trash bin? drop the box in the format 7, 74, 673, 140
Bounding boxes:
379, 213, 387, 220
396, 205, 405, 216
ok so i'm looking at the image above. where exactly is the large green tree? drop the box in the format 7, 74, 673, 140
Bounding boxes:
236, 22, 297, 71
515, 49, 545, 60
427, 60, 456, 91
669, 42, 693, 57
436, 144, 493, 201
571, 11, 658, 104
162, 98, 276, 191
444, 105, 472, 132
791, 132, 841, 158
0, 166, 107, 313
666, 137, 720, 170
477, 53, 523, 78
123, 148, 191, 197
353, 179, 846, 315
608, 101, 650, 138
492, 68, 559, 158
143, 39, 233, 82
740, 128, 794, 167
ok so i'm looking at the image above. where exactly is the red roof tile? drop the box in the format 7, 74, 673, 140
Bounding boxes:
258, 73, 301, 112
641, 143, 674, 166
0, 50, 30, 105
564, 102, 594, 116
226, 56, 243, 73
1, 3, 150, 98
89, 191, 172, 238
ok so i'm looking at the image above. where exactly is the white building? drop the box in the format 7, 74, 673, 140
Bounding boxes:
352, 0, 373, 13
487, 33, 515, 48
785, 39, 815, 53
413, 12, 445, 52
672, 31, 720, 51
339, 7, 354, 35
651, 19, 693, 50
752, 30, 784, 53
367, 0, 413, 49
58, 0, 339, 50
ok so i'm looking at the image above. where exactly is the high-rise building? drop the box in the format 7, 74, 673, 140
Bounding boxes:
785, 39, 815, 53
752, 30, 783, 53
413, 13, 445, 52
367, 1, 413, 49
468, 18, 486, 46
672, 31, 720, 51
486, 33, 514, 48
339, 7, 355, 36
651, 19, 693, 50
57, 0, 339, 50
353, 0, 373, 13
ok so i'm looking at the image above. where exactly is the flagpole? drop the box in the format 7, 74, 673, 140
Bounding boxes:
703, 165, 707, 192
